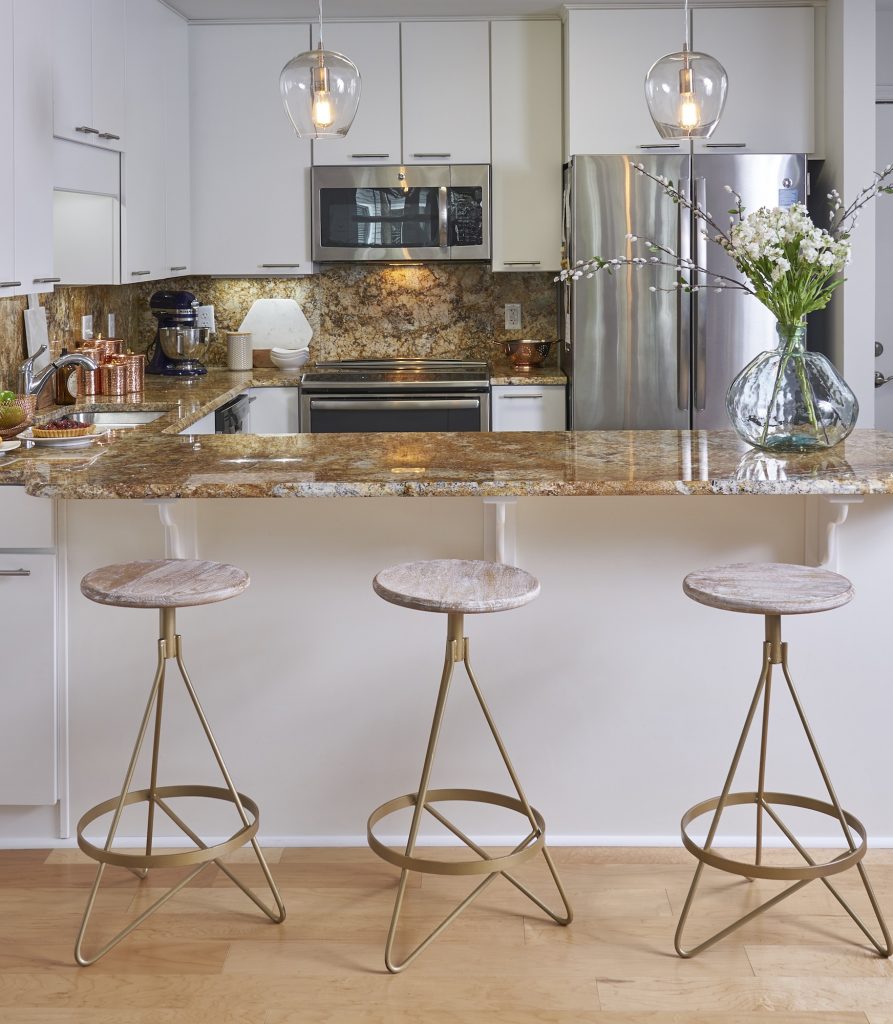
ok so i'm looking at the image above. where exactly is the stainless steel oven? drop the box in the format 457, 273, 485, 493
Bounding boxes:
312, 165, 490, 262
301, 360, 490, 433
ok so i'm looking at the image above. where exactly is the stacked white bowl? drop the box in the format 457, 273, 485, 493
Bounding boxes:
270, 347, 310, 370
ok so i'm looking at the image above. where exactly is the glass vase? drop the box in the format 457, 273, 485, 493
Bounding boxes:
726, 323, 859, 453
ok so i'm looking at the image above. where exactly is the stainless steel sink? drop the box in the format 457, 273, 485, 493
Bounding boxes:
69, 411, 167, 429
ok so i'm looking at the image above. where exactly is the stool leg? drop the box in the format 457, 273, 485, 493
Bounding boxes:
675, 620, 891, 958
383, 613, 572, 974
74, 613, 285, 967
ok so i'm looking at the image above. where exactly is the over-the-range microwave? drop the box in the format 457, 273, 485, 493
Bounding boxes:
311, 164, 490, 262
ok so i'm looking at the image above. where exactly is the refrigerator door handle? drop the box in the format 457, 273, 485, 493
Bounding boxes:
693, 177, 708, 412
677, 178, 691, 412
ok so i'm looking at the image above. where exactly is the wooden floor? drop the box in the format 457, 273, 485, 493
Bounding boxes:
1, 846, 892, 1023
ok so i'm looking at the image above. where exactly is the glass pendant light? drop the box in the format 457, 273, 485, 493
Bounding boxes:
644, 0, 728, 140
280, 0, 361, 140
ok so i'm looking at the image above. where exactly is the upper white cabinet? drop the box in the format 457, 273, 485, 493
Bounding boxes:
565, 7, 816, 157
190, 24, 313, 276
0, 1, 15, 295
52, 0, 126, 151
162, 2, 191, 277
311, 22, 401, 166
491, 20, 561, 273
694, 7, 815, 155
401, 22, 490, 164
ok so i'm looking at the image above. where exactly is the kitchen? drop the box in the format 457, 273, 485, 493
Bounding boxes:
1, 0, 892, 1019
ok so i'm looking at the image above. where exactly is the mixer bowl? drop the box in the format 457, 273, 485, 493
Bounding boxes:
159, 327, 212, 361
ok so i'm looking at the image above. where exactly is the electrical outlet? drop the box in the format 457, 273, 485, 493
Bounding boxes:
196, 304, 216, 332
505, 303, 521, 330
81, 315, 93, 341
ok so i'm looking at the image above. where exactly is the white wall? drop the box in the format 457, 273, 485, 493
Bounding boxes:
2, 493, 892, 849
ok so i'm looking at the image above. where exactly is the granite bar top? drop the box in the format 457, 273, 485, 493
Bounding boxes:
488, 359, 567, 386
3, 369, 893, 498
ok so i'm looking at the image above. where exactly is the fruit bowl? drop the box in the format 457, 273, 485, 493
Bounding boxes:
0, 395, 36, 440
504, 340, 553, 369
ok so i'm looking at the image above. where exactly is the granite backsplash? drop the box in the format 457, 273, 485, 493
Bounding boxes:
0, 265, 560, 391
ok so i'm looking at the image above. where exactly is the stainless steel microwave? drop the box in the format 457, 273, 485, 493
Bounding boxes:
311, 164, 490, 262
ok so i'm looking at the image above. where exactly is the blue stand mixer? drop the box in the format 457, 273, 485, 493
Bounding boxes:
147, 290, 211, 377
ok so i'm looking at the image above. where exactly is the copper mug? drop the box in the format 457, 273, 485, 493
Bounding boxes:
122, 353, 145, 394
101, 361, 127, 397
76, 346, 103, 397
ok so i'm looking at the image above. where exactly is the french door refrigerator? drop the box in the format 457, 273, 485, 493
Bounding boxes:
563, 153, 808, 429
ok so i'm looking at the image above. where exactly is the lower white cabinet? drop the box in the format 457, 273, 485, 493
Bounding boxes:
0, 494, 57, 805
247, 388, 300, 434
179, 410, 216, 435
491, 385, 566, 431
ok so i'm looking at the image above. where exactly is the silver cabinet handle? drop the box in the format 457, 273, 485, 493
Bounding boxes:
131, 270, 151, 276
638, 143, 681, 150
351, 153, 389, 159
499, 394, 543, 400
170, 266, 187, 272
438, 185, 448, 249
503, 261, 541, 267
0, 569, 31, 577
704, 142, 747, 149
310, 399, 479, 412
33, 277, 61, 284
259, 263, 303, 268
75, 125, 100, 135
413, 152, 451, 158
98, 132, 121, 140
0, 281, 21, 288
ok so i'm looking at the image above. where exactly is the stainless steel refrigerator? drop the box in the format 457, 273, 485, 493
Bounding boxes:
562, 153, 808, 429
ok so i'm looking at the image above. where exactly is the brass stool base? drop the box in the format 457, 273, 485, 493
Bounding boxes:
675, 617, 891, 960
370, 612, 572, 974
74, 610, 285, 967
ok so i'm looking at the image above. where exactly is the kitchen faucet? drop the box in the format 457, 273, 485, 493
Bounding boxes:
18, 345, 99, 398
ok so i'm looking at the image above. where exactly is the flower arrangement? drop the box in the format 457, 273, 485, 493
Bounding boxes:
558, 163, 893, 451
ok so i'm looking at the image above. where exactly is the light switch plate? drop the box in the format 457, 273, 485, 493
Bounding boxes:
196, 305, 216, 332
81, 315, 94, 341
504, 303, 521, 330
107, 313, 116, 337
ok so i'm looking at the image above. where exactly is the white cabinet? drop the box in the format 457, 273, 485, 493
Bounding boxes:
565, 7, 816, 157
311, 22, 401, 166
247, 388, 300, 433
0, 1, 15, 296
694, 7, 814, 155
52, 0, 125, 151
14, 0, 56, 296
190, 24, 313, 276
401, 22, 490, 164
179, 411, 215, 435
491, 385, 566, 431
491, 21, 562, 273
123, 0, 191, 282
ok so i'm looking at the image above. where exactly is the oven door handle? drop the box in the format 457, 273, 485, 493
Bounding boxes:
309, 399, 480, 412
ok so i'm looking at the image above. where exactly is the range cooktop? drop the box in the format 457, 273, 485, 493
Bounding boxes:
301, 359, 490, 390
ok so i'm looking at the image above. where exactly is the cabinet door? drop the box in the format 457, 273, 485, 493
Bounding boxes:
401, 22, 490, 164
51, 0, 93, 144
161, 3, 190, 276
190, 24, 313, 276
0, 0, 15, 295
565, 9, 680, 157
491, 20, 561, 273
0, 553, 57, 805
694, 7, 814, 155
14, 0, 55, 296
311, 22, 401, 166
491, 385, 566, 431
123, 0, 165, 281
92, 0, 126, 150
247, 388, 300, 433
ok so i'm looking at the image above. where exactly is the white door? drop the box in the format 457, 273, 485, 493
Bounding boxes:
876, 105, 893, 430
161, 2, 190, 276
92, 0, 126, 149
51, 0, 93, 144
0, 0, 15, 294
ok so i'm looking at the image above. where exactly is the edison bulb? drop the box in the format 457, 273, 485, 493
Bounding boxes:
312, 91, 334, 129
679, 94, 700, 130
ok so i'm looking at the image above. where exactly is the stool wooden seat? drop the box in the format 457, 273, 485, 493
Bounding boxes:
81, 559, 249, 608
74, 558, 284, 967
368, 558, 571, 973
683, 562, 854, 616
674, 560, 889, 961
373, 558, 540, 614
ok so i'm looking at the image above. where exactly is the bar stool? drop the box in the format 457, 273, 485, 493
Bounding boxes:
367, 559, 573, 973
74, 559, 285, 966
675, 562, 891, 959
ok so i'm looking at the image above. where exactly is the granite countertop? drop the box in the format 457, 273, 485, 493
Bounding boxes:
3, 368, 893, 499
489, 359, 567, 386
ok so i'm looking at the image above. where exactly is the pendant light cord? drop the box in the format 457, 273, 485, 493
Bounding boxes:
684, 0, 691, 51
318, 0, 324, 48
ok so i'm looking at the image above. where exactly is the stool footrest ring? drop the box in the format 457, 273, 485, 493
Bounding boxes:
368, 788, 546, 876
681, 790, 867, 882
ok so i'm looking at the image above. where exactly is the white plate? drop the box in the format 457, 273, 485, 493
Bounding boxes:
20, 429, 104, 449
0, 439, 22, 455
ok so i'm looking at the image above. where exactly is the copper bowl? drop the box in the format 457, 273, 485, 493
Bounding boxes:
0, 395, 36, 440
505, 340, 552, 369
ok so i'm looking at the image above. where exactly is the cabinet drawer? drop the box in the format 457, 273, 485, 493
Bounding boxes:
491, 385, 566, 431
0, 487, 55, 548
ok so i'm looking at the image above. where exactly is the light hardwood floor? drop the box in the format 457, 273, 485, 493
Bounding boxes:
0, 846, 891, 1023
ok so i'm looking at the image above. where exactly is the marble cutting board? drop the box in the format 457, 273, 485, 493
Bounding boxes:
238, 299, 312, 351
